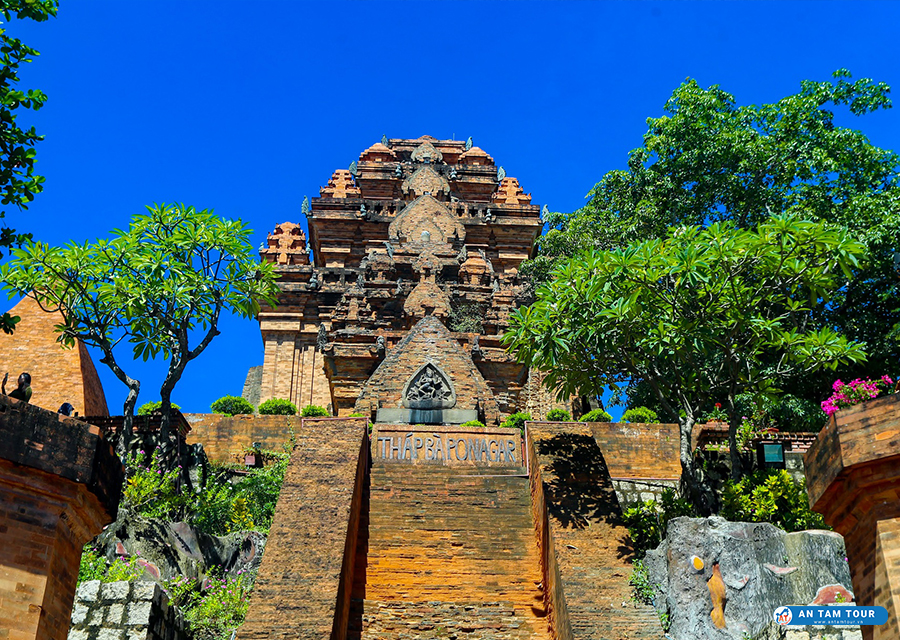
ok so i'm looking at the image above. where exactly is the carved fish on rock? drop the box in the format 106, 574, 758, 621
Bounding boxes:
708, 562, 727, 629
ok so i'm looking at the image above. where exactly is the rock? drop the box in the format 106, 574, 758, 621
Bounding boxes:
645, 517, 854, 640
95, 511, 266, 584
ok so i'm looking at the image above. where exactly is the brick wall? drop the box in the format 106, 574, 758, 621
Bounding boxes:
804, 394, 900, 640
238, 417, 368, 639
259, 332, 332, 410
527, 422, 664, 640
184, 413, 301, 463
0, 297, 108, 416
68, 580, 187, 640
0, 397, 121, 640
527, 429, 571, 640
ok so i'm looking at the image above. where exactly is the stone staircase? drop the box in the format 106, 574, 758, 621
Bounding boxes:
349, 463, 552, 640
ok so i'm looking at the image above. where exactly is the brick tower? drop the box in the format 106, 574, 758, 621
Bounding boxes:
250, 136, 545, 423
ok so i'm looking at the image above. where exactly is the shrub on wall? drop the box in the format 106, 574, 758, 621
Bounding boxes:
622, 406, 659, 423
258, 398, 298, 415
461, 419, 486, 427
137, 400, 181, 415
211, 395, 255, 416
300, 404, 329, 417
546, 408, 572, 422
501, 412, 531, 431
622, 488, 694, 557
579, 408, 612, 422
720, 469, 828, 532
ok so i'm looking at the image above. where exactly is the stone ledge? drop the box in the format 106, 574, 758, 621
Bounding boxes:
0, 394, 122, 518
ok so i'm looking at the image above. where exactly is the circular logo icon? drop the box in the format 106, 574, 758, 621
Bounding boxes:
774, 606, 792, 625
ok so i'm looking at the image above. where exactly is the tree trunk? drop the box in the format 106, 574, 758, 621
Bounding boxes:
725, 394, 744, 480
678, 415, 704, 513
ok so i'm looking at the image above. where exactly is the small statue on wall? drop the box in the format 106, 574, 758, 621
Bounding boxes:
308, 271, 320, 290
376, 335, 386, 356
316, 324, 328, 352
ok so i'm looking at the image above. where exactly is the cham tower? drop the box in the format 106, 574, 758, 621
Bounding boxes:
250, 135, 551, 423
238, 136, 668, 640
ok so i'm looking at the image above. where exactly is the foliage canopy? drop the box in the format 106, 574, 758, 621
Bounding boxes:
506, 215, 867, 491
2, 204, 278, 456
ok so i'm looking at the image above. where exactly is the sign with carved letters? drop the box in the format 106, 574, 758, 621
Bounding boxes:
374, 425, 524, 467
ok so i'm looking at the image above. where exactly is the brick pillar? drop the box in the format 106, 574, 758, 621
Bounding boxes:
805, 393, 900, 640
0, 396, 122, 640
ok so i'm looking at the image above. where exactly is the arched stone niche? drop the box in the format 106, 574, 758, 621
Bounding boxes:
402, 362, 457, 410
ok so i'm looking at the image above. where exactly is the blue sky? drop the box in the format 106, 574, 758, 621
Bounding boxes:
4, 1, 900, 418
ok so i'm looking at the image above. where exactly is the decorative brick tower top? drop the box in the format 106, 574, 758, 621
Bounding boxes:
253, 136, 543, 422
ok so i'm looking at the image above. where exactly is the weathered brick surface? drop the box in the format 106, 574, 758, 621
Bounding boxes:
355, 316, 500, 424
0, 397, 121, 640
0, 297, 108, 416
528, 422, 665, 640
184, 413, 300, 463
804, 394, 900, 640
68, 580, 187, 640
350, 449, 551, 639
238, 417, 368, 639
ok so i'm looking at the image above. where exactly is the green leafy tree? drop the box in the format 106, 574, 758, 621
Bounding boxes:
505, 215, 866, 504
531, 70, 900, 396
2, 204, 278, 457
0, 0, 58, 334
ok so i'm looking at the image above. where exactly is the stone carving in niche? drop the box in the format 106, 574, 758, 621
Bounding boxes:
402, 362, 457, 410
411, 141, 443, 164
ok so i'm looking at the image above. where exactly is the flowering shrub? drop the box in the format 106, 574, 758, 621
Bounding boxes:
705, 402, 728, 422
821, 376, 893, 416
123, 449, 190, 520
165, 571, 252, 640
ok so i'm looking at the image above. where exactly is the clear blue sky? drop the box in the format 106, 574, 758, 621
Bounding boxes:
4, 1, 900, 418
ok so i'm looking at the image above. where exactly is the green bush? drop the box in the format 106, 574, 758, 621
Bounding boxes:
501, 412, 531, 431
720, 469, 828, 532
300, 404, 329, 417
546, 408, 572, 421
211, 395, 255, 416
123, 449, 191, 520
623, 406, 659, 423
77, 548, 144, 585
193, 451, 290, 536
622, 488, 694, 557
629, 559, 655, 605
258, 398, 297, 415
165, 571, 251, 640
137, 400, 181, 416
580, 408, 612, 422
461, 419, 486, 427
348, 412, 367, 418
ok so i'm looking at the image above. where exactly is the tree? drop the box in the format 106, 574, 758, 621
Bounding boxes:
530, 71, 900, 387
504, 215, 866, 505
0, 0, 58, 334
2, 204, 278, 458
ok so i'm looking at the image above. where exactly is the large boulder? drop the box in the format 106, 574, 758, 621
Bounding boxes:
95, 511, 266, 583
645, 517, 854, 639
